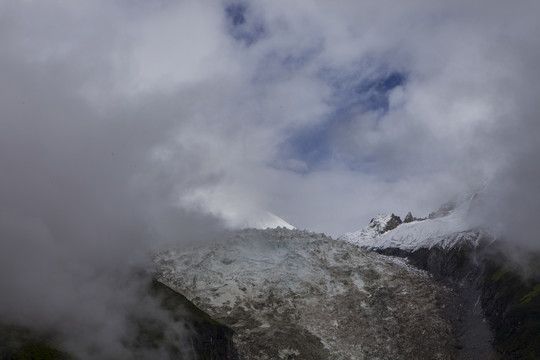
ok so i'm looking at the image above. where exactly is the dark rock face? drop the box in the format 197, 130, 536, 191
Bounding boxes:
378, 242, 540, 359
377, 244, 495, 359
403, 211, 425, 223
146, 280, 239, 360
404, 212, 415, 223
383, 213, 402, 233
379, 244, 478, 281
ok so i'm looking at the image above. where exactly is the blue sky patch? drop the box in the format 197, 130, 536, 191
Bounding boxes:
282, 123, 334, 172
225, 3, 265, 46
278, 71, 407, 173
226, 3, 246, 26
354, 72, 406, 111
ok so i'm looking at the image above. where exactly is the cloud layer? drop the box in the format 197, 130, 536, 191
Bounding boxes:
1, 0, 540, 357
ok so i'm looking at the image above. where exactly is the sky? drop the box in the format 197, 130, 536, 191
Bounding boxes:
1, 0, 540, 357
2, 0, 538, 235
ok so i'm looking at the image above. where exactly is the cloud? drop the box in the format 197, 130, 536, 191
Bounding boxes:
1, 0, 540, 356
0, 1, 226, 357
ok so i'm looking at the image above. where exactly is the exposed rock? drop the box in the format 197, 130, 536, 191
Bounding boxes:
373, 239, 540, 360
404, 212, 415, 223
383, 213, 402, 232
142, 280, 238, 360
368, 214, 395, 234
156, 228, 459, 359
374, 244, 495, 360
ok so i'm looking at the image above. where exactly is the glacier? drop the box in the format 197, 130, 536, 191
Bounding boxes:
156, 228, 459, 359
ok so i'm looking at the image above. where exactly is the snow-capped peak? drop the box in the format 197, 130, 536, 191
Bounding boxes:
343, 214, 401, 244
215, 208, 295, 230
242, 211, 295, 230
339, 199, 485, 251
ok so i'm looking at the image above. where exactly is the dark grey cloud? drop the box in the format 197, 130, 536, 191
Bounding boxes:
0, 1, 225, 357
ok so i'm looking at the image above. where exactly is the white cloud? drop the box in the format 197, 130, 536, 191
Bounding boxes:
125, 1, 239, 92
95, 0, 540, 238
2, 1, 540, 354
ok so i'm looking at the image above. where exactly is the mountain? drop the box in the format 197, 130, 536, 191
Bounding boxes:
338, 197, 487, 251
152, 195, 540, 359
156, 228, 460, 359
3, 198, 538, 359
338, 197, 540, 359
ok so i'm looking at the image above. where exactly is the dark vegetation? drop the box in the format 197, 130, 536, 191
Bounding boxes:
0, 280, 237, 360
481, 257, 540, 359
0, 324, 72, 360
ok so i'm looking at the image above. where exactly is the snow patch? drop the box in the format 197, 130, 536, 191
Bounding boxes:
339, 199, 484, 251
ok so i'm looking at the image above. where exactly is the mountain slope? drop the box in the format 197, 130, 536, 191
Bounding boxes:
156, 228, 459, 359
338, 197, 540, 359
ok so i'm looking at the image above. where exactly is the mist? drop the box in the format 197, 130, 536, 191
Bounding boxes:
0, 2, 226, 357
1, 0, 540, 357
